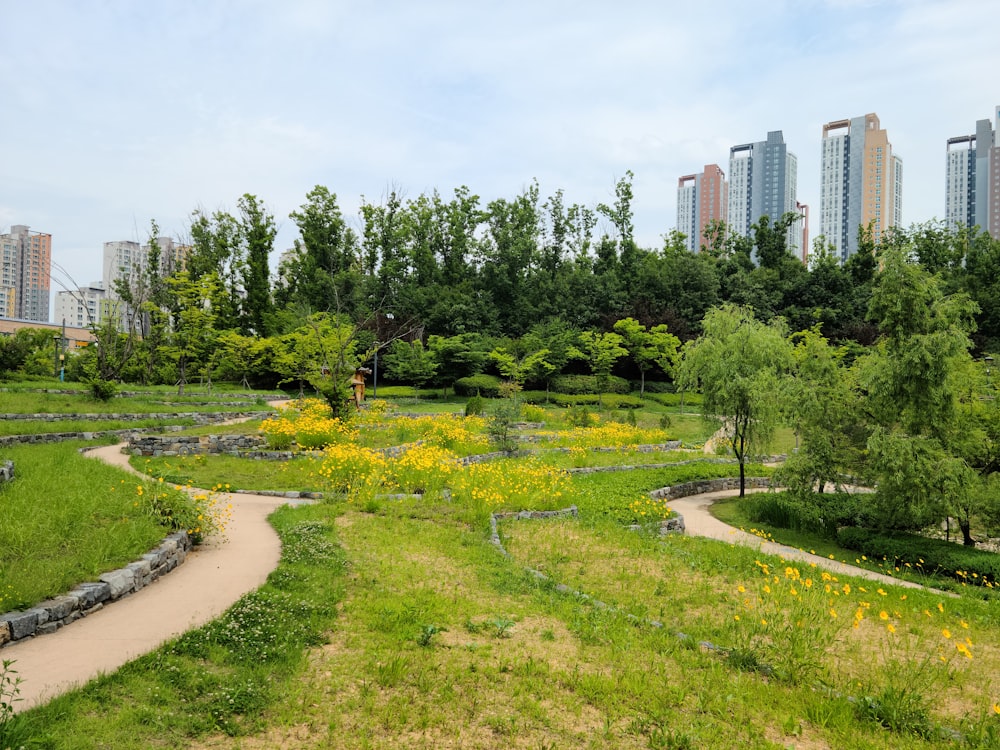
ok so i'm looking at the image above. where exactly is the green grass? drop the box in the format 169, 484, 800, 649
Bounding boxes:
0, 443, 175, 609
0, 388, 281, 415
136, 453, 326, 494
9, 392, 1000, 747
14, 492, 1000, 748
0, 417, 198, 436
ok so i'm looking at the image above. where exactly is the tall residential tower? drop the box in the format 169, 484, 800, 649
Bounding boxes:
727, 130, 805, 259
0, 225, 51, 321
819, 113, 903, 261
946, 106, 1000, 240
676, 164, 727, 252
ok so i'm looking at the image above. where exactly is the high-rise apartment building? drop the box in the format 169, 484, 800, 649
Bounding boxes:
676, 164, 728, 252
54, 282, 107, 329
727, 130, 804, 259
0, 225, 51, 321
946, 106, 1000, 240
102, 236, 190, 331
820, 113, 903, 262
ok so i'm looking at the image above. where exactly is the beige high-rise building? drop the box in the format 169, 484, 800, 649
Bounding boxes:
820, 113, 903, 262
0, 225, 51, 321
677, 164, 728, 253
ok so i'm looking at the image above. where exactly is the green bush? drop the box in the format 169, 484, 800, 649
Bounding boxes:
465, 394, 485, 416
551, 374, 629, 395
454, 374, 502, 398
520, 404, 546, 423
643, 391, 704, 407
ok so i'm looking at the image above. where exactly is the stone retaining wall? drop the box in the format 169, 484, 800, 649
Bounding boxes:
128, 433, 267, 457
0, 531, 193, 647
649, 476, 772, 500
0, 410, 270, 423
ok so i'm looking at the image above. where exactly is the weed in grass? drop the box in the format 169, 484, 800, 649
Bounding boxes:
417, 624, 445, 647
0, 660, 23, 746
489, 616, 516, 638
374, 654, 409, 688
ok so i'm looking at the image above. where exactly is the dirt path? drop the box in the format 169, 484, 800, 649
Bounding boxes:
671, 487, 932, 591
5, 443, 299, 712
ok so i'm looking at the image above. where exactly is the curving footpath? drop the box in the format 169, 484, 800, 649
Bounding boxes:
5, 443, 299, 712
7, 461, 930, 713
671, 487, 932, 591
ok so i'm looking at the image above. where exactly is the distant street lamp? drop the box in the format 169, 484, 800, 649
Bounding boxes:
53, 334, 60, 379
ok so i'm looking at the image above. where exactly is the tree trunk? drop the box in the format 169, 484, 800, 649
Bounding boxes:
960, 518, 976, 547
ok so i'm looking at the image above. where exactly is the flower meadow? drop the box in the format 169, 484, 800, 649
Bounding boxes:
724, 556, 995, 737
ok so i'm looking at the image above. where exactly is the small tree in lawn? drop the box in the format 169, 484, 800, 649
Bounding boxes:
677, 304, 792, 496
571, 330, 627, 409
489, 346, 555, 398
164, 271, 218, 396
612, 317, 680, 396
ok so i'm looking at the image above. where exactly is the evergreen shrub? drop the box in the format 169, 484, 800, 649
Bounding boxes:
454, 374, 501, 398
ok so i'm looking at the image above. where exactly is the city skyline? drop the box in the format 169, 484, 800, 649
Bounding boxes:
2, 1, 999, 316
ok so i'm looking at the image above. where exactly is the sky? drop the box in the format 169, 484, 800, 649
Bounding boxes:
1, 0, 998, 320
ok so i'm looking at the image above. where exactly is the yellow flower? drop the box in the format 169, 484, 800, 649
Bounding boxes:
879, 611, 889, 621
992, 703, 1000, 715
887, 624, 896, 634
942, 628, 952, 639
829, 608, 838, 619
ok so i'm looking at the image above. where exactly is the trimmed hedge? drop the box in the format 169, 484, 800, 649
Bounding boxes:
520, 391, 644, 409
550, 374, 629, 395
643, 391, 704, 407
453, 374, 502, 398
836, 526, 1000, 588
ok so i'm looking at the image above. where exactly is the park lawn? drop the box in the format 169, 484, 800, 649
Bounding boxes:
14, 492, 1000, 749
0, 442, 176, 609
136, 453, 327, 495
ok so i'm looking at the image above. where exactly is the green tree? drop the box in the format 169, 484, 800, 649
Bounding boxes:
427, 333, 490, 396
677, 304, 792, 496
382, 339, 438, 391
238, 193, 276, 336
857, 245, 979, 534
282, 186, 361, 315
571, 330, 627, 409
612, 317, 680, 395
776, 326, 865, 513
163, 271, 218, 395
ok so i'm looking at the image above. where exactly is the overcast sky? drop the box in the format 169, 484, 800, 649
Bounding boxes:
2, 0, 998, 319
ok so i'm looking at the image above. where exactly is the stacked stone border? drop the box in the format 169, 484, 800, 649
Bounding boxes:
0, 531, 193, 648
0, 411, 273, 450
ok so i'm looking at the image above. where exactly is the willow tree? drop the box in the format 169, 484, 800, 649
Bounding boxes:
678, 304, 792, 496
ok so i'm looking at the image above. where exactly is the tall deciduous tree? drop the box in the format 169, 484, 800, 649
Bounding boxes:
678, 304, 792, 496
238, 193, 276, 337
283, 186, 361, 315
857, 245, 979, 534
